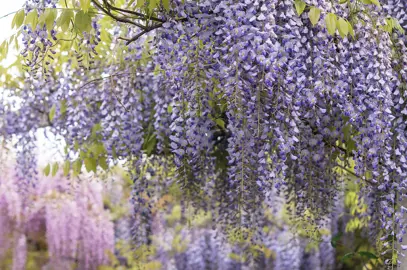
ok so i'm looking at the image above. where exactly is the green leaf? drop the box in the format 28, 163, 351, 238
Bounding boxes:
25, 9, 38, 29
370, 0, 380, 7
84, 157, 97, 173
11, 13, 16, 29
384, 18, 402, 34
339, 0, 348, 3
341, 252, 355, 262
45, 9, 57, 31
167, 104, 173, 113
136, 0, 145, 7
63, 160, 70, 176
325, 13, 337, 35
360, 0, 372, 4
163, 0, 170, 10
49, 104, 56, 122
99, 156, 108, 170
79, 150, 87, 159
91, 142, 106, 157
330, 232, 342, 248
74, 11, 92, 33
73, 158, 82, 176
347, 21, 355, 38
74, 140, 80, 151
383, 18, 394, 33
57, 9, 74, 32
144, 134, 157, 155
38, 9, 48, 25
12, 9, 25, 29
358, 251, 378, 259
215, 119, 225, 129
80, 0, 91, 12
149, 0, 157, 10
91, 123, 102, 138
51, 162, 59, 176
60, 99, 67, 116
308, 7, 321, 26
0, 41, 9, 59
43, 164, 51, 176
294, 0, 306, 16
337, 17, 349, 38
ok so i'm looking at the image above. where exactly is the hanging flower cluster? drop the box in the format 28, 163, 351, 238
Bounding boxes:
0, 168, 114, 270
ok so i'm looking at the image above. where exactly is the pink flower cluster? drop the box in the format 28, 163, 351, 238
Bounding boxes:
0, 168, 114, 270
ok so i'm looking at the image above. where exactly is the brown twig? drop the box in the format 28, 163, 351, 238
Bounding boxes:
102, 0, 165, 23
124, 23, 163, 45
91, 0, 147, 30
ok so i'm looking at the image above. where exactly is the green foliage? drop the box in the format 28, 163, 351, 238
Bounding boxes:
337, 17, 349, 38
73, 158, 83, 176
361, 0, 381, 7
325, 13, 337, 36
11, 9, 25, 29
215, 118, 225, 129
0, 41, 9, 61
49, 104, 56, 122
341, 252, 355, 262
330, 232, 342, 248
74, 11, 92, 33
38, 8, 58, 31
80, 0, 91, 12
25, 9, 38, 29
84, 157, 97, 173
43, 164, 51, 176
57, 9, 74, 32
63, 160, 70, 176
308, 6, 321, 26
51, 162, 59, 176
358, 251, 378, 259
163, 0, 170, 11
294, 0, 306, 16
382, 17, 405, 35
143, 134, 157, 156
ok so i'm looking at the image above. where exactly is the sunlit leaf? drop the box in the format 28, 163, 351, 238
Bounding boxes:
163, 0, 170, 10
215, 118, 225, 129
43, 164, 51, 176
73, 158, 82, 176
74, 11, 92, 33
80, 0, 91, 12
84, 157, 97, 173
341, 252, 355, 262
63, 160, 70, 176
49, 104, 56, 122
51, 162, 59, 176
57, 9, 74, 32
12, 9, 25, 29
308, 7, 321, 26
25, 9, 38, 29
325, 13, 337, 35
358, 251, 378, 259
294, 0, 306, 16
337, 17, 349, 38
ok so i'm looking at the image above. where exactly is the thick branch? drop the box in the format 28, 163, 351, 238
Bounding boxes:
123, 22, 163, 45
102, 0, 165, 23
91, 0, 147, 30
